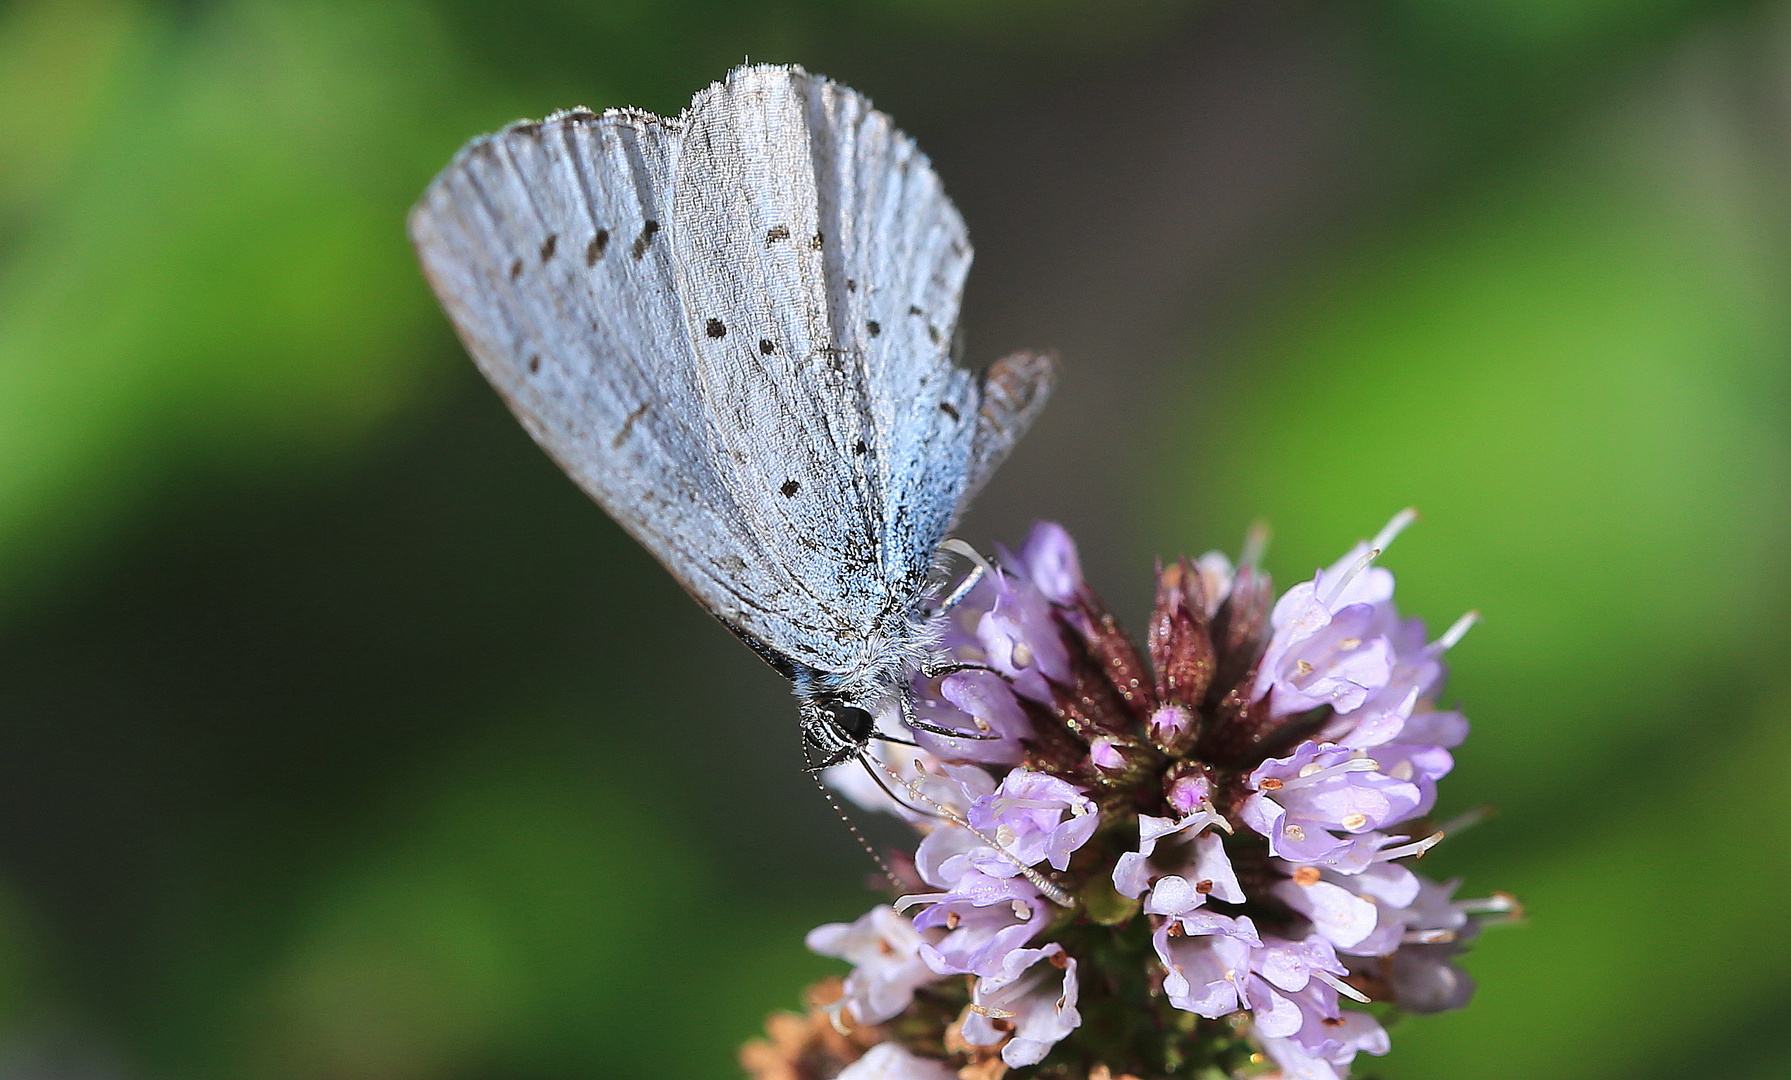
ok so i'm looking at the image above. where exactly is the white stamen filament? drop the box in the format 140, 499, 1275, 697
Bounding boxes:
1315, 969, 1371, 1003
894, 892, 950, 912
1370, 507, 1419, 554
1321, 547, 1382, 607
1276, 758, 1382, 791
1205, 803, 1235, 834
1403, 928, 1458, 945
1375, 832, 1444, 861
1458, 893, 1522, 916
1431, 609, 1481, 653
820, 995, 853, 1035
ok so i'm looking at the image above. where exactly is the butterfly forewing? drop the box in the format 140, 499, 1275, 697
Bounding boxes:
670, 70, 888, 643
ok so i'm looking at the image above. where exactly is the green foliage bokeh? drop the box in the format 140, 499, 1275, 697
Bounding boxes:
1, 0, 1786, 1077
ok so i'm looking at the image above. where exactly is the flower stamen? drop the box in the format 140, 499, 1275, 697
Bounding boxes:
1276, 757, 1381, 791
1321, 546, 1382, 606
1315, 969, 1371, 1003
1430, 609, 1481, 654
1370, 507, 1418, 553
1375, 832, 1444, 861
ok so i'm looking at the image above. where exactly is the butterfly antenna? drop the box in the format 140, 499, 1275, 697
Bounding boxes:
807, 767, 904, 893
867, 754, 1073, 907
854, 751, 951, 821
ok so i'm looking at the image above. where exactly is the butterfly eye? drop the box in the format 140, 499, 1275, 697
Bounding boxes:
826, 704, 875, 741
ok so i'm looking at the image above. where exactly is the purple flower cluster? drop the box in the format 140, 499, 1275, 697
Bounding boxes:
804, 516, 1512, 1080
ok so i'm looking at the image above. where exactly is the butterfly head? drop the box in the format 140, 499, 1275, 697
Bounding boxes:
798, 695, 877, 771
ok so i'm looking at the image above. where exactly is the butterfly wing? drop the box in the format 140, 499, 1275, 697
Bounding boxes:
674, 66, 985, 644
410, 101, 862, 670
963, 349, 1056, 507
410, 65, 1037, 680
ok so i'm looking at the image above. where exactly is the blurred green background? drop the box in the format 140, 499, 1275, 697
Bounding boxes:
2, 0, 1788, 1077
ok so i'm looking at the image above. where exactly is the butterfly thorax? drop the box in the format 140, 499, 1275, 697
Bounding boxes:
792, 608, 944, 769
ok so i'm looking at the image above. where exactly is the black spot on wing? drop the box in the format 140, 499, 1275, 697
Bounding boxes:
780, 480, 801, 498
509, 259, 523, 281
632, 219, 659, 259
866, 320, 881, 337
939, 401, 960, 421
539, 234, 557, 262
586, 229, 609, 265
759, 339, 775, 355
527, 355, 540, 373
909, 305, 924, 316
706, 318, 726, 338
853, 439, 868, 456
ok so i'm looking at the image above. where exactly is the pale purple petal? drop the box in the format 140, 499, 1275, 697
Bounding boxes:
964, 769, 1098, 876
1389, 943, 1478, 1013
1158, 932, 1250, 1018
1112, 851, 1152, 899
910, 671, 1031, 765
807, 906, 945, 1024
1190, 832, 1245, 904
1247, 978, 1304, 1039
1016, 521, 1084, 605
1143, 875, 1207, 917
835, 1043, 958, 1080
1089, 736, 1127, 771
960, 943, 1082, 1068
1273, 878, 1378, 950
913, 874, 1048, 977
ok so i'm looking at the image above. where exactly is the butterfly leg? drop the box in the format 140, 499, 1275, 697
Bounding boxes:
922, 659, 1006, 679
896, 681, 1002, 742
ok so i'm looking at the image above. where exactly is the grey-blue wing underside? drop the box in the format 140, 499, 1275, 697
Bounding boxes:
408, 64, 1051, 678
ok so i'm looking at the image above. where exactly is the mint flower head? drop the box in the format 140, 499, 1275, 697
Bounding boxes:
744, 514, 1516, 1080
